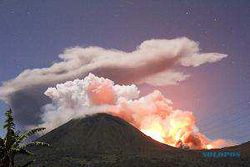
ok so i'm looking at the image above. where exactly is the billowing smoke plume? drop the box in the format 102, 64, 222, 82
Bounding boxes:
40, 74, 139, 131
40, 74, 233, 149
0, 37, 227, 127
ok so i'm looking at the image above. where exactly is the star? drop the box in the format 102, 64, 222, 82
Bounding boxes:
10, 10, 15, 14
204, 30, 208, 35
185, 8, 191, 15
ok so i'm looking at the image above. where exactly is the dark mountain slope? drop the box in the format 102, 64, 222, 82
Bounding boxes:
223, 141, 250, 157
37, 113, 171, 154
15, 113, 249, 167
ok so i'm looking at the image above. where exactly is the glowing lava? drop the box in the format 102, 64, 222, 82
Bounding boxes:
141, 123, 166, 143
206, 144, 213, 150
42, 73, 234, 150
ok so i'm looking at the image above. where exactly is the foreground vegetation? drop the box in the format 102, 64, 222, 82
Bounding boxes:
0, 109, 49, 167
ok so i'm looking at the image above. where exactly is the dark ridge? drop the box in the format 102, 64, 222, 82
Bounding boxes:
15, 113, 250, 167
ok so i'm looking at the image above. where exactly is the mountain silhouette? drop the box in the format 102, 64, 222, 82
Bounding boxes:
15, 113, 250, 167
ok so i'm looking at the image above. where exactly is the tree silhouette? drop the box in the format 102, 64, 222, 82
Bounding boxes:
0, 109, 49, 167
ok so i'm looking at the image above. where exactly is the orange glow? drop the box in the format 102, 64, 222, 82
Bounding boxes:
43, 73, 233, 150
87, 79, 116, 105
206, 144, 213, 149
108, 91, 225, 150
141, 123, 165, 143
85, 75, 232, 150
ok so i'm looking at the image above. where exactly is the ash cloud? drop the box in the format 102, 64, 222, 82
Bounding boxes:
39, 73, 234, 149
0, 37, 227, 127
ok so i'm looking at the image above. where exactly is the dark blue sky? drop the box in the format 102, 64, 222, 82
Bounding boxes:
0, 0, 249, 143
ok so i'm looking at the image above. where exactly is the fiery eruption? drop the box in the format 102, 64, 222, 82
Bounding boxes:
41, 74, 233, 149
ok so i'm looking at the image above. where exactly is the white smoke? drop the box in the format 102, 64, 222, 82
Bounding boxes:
40, 73, 234, 149
0, 37, 227, 101
40, 73, 139, 131
0, 37, 228, 127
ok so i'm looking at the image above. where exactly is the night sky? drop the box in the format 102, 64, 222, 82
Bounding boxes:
0, 0, 249, 144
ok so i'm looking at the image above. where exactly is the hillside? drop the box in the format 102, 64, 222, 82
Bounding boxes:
15, 113, 249, 167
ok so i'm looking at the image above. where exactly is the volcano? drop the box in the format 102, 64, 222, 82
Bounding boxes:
16, 113, 249, 167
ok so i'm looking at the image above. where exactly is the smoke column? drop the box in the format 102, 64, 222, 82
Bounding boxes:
40, 73, 234, 149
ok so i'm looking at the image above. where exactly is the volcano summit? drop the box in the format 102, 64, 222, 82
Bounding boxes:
16, 113, 249, 167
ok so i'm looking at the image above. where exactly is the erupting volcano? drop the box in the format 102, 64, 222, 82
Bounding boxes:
40, 74, 233, 150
